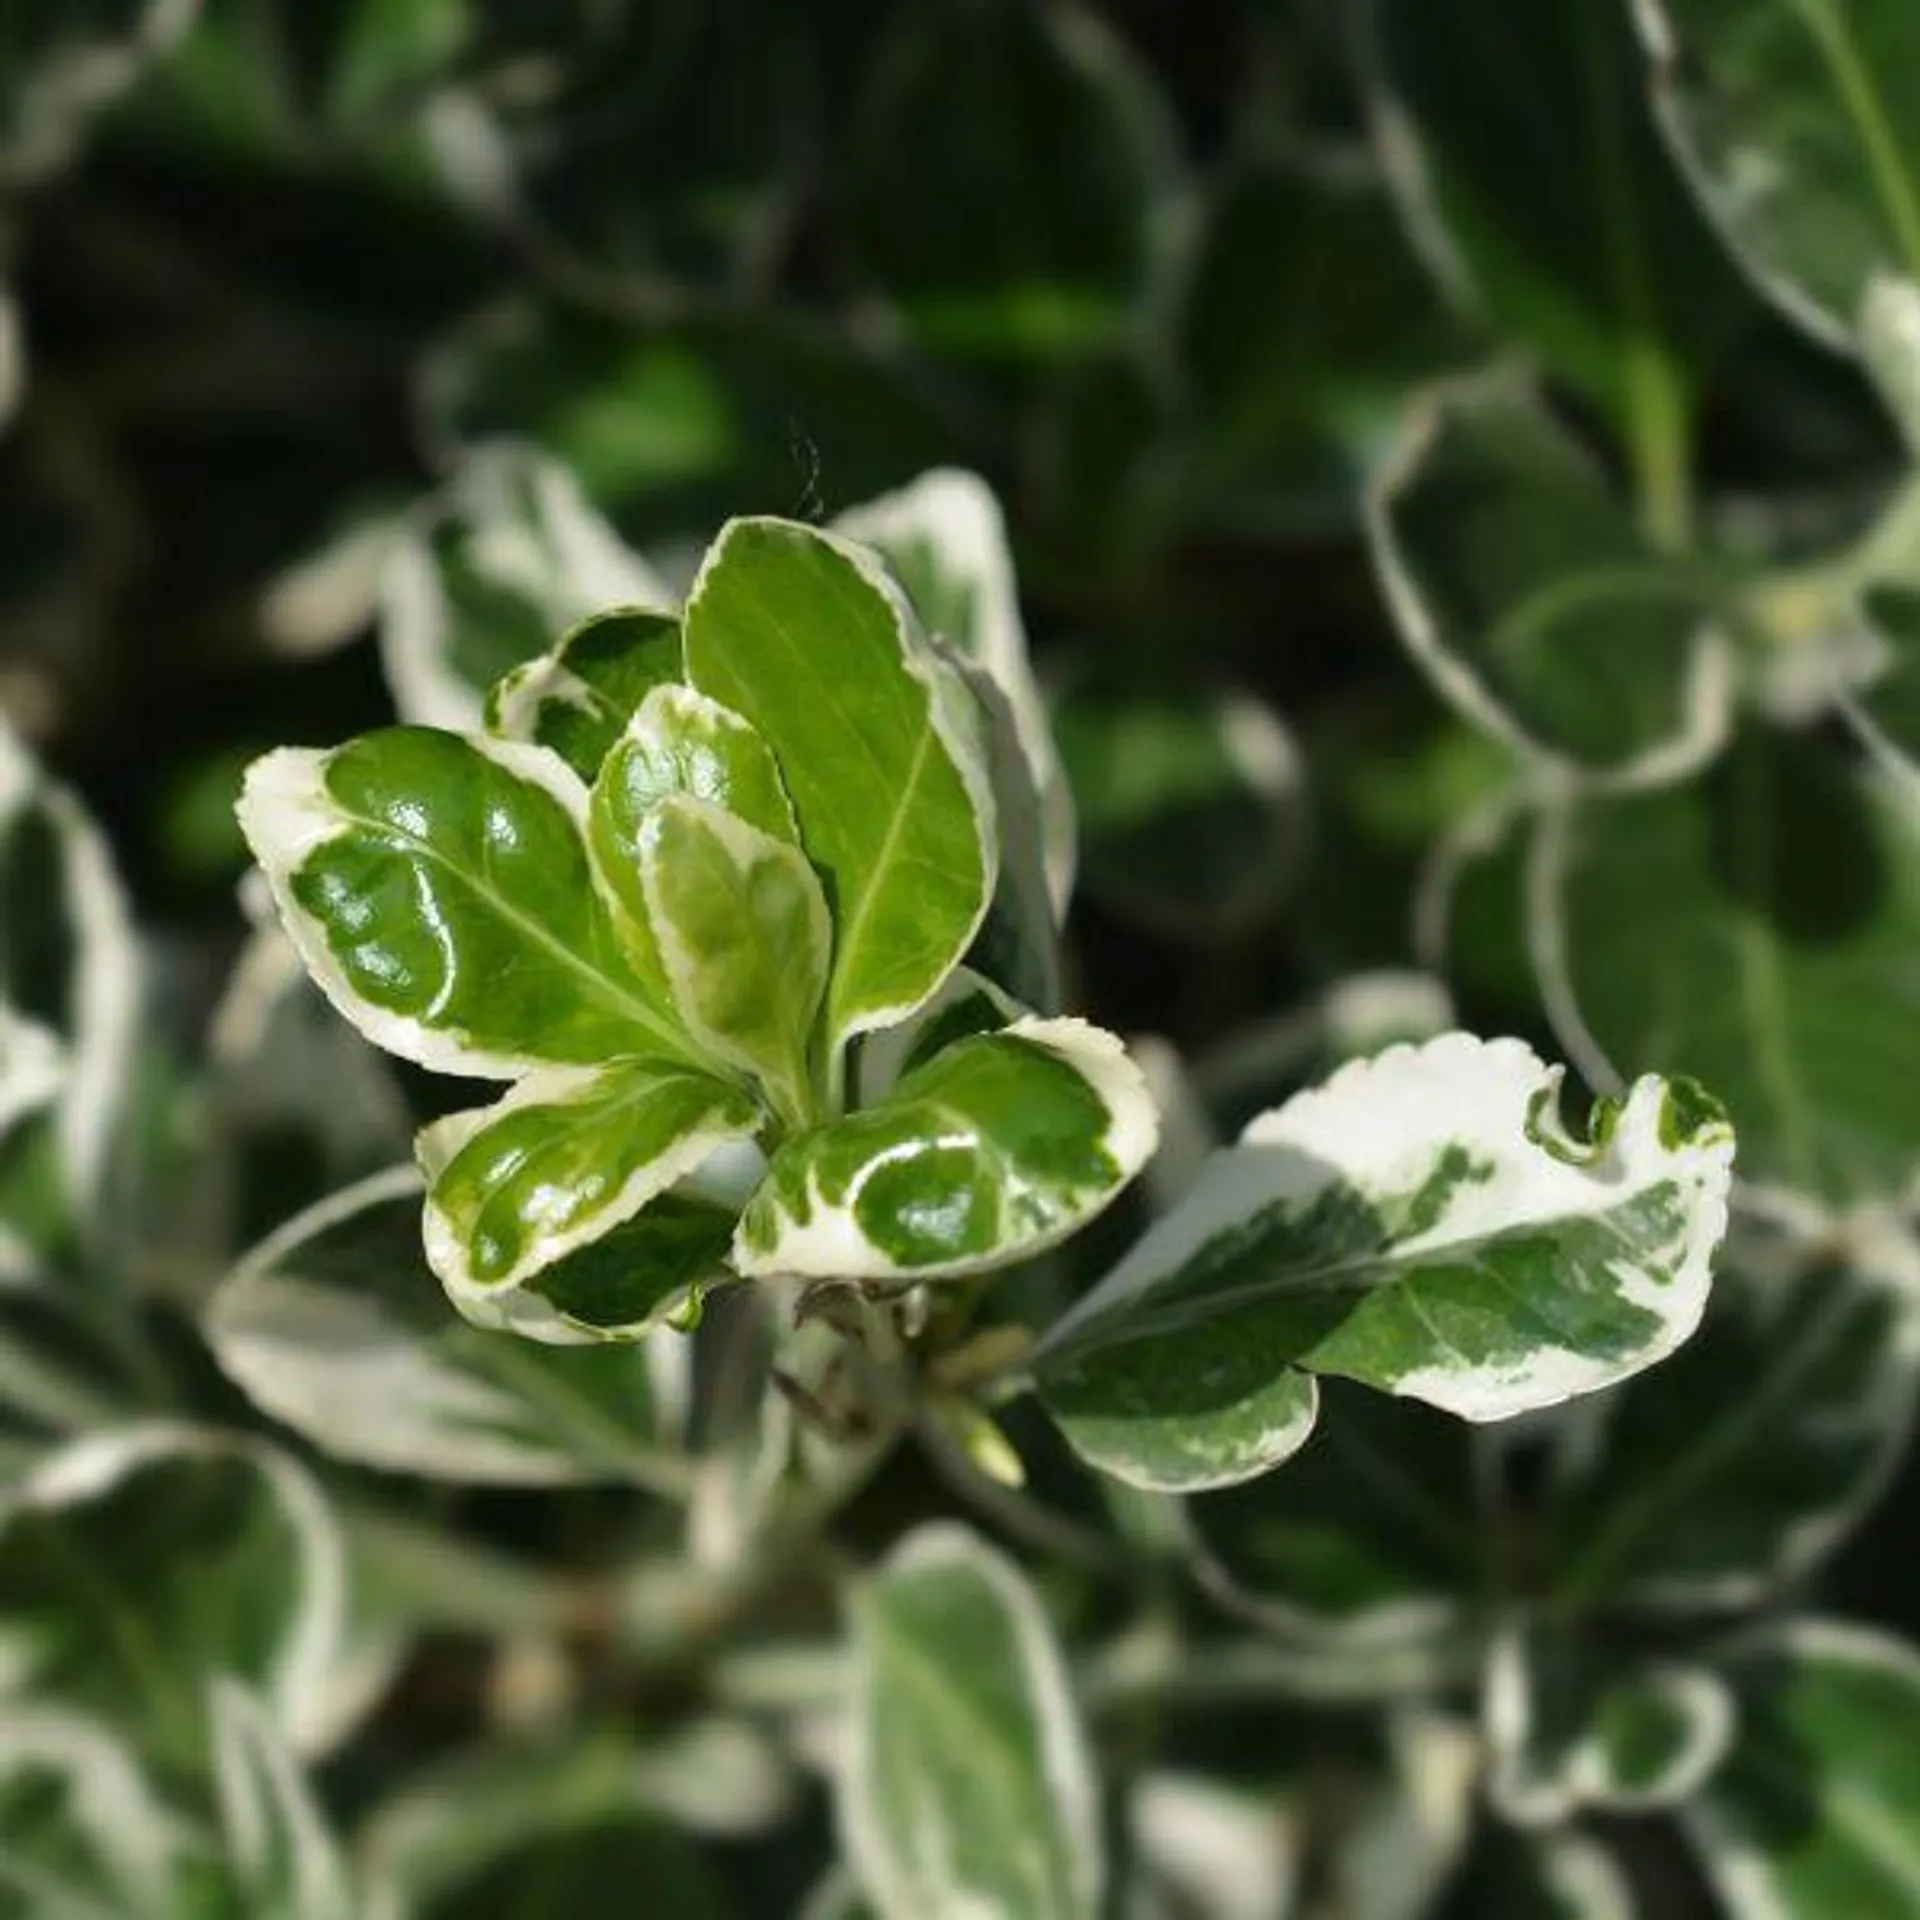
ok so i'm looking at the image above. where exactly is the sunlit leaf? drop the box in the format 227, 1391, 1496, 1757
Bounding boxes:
1037, 1034, 1734, 1492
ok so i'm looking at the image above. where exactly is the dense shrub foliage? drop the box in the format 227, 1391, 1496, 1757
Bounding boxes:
2, 2, 1920, 1915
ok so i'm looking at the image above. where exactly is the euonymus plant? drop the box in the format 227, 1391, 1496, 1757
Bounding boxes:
6, 0, 1920, 1915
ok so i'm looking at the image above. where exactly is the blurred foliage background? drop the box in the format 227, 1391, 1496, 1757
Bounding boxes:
11, 1, 1920, 1911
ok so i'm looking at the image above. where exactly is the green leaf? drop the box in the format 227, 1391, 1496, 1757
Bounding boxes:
1367, 0, 1746, 509
638, 798, 830, 1126
584, 684, 804, 1012
682, 518, 996, 1056
238, 727, 694, 1078
1185, 1382, 1479, 1646
1052, 679, 1307, 941
835, 468, 1074, 917
1685, 1622, 1920, 1915
843, 0, 1177, 360
208, 1168, 694, 1488
852, 966, 1023, 1108
1484, 1627, 1734, 1826
735, 1017, 1155, 1281
1368, 373, 1733, 784
1638, 0, 1920, 350
0, 1426, 346, 1773
487, 607, 684, 783
1546, 1239, 1920, 1610
379, 443, 669, 732
418, 1059, 761, 1332
1036, 1034, 1734, 1493
843, 1524, 1102, 1920
1535, 727, 1920, 1206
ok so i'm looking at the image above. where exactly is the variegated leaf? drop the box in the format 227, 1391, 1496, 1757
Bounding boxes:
835, 467, 1074, 916
237, 727, 695, 1078
734, 1017, 1155, 1281
638, 797, 830, 1126
378, 442, 669, 733
208, 1168, 693, 1488
682, 518, 997, 1061
487, 606, 684, 782
418, 1058, 761, 1336
842, 1524, 1102, 1920
1036, 1034, 1734, 1492
0, 1425, 346, 1770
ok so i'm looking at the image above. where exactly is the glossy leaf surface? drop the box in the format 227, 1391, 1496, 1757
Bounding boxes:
735, 1018, 1155, 1281
1037, 1035, 1734, 1492
238, 728, 692, 1078
682, 518, 995, 1053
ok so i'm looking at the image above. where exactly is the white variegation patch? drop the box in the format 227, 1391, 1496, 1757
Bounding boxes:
236, 733, 595, 1081
0, 1003, 65, 1140
836, 468, 1075, 915
1862, 275, 1920, 458
1042, 1033, 1735, 1423
377, 441, 671, 730
736, 1017, 1158, 1284
418, 1060, 758, 1323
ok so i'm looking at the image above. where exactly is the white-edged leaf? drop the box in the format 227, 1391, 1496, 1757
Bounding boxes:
377, 441, 669, 732
237, 726, 696, 1079
1130, 1772, 1302, 1920
0, 1423, 346, 1767
0, 1004, 64, 1143
1366, 370, 1732, 788
639, 797, 830, 1125
1685, 1620, 1920, 1916
681, 517, 998, 1060
734, 1016, 1156, 1282
418, 1059, 761, 1331
486, 605, 685, 783
852, 966, 1024, 1109
360, 1733, 736, 1920
209, 1167, 693, 1488
1532, 727, 1920, 1208
842, 1522, 1102, 1920
835, 467, 1074, 916
1484, 1625, 1734, 1827
1036, 1033, 1735, 1493
1635, 0, 1920, 353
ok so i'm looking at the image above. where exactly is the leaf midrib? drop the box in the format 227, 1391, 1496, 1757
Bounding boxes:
341, 803, 692, 1065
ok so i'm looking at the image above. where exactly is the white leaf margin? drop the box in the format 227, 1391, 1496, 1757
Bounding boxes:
1364, 369, 1735, 795
681, 516, 1002, 1055
210, 1679, 355, 1920
237, 730, 613, 1082
1040, 1032, 1736, 1423
377, 440, 671, 732
834, 467, 1075, 918
417, 1062, 761, 1338
734, 1015, 1159, 1283
842, 1522, 1104, 1920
